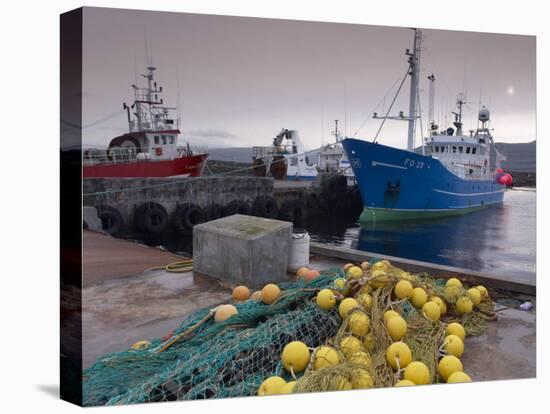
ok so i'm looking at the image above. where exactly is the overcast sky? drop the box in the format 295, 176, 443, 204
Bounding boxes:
82, 7, 536, 150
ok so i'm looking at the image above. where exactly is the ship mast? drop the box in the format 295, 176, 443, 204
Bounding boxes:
406, 29, 422, 151
332, 119, 341, 143
372, 29, 422, 151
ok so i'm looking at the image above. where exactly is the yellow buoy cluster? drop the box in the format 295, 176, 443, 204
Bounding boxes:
252, 261, 487, 396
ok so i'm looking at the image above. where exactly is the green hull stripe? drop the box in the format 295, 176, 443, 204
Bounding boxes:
359, 204, 499, 222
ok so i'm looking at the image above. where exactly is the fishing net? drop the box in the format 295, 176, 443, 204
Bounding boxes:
83, 271, 343, 406
83, 261, 495, 405
294, 260, 495, 390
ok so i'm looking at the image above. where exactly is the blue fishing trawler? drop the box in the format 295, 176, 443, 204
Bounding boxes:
342, 29, 509, 222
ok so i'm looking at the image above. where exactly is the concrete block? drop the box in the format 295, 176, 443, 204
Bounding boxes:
193, 214, 292, 288
83, 206, 102, 231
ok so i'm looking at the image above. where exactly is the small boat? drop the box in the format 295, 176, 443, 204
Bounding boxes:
317, 120, 356, 186
83, 66, 208, 178
252, 129, 318, 181
342, 29, 510, 222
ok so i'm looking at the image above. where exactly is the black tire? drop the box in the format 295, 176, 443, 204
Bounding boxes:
223, 200, 250, 217
306, 192, 319, 209
96, 205, 123, 235
318, 192, 339, 213
325, 175, 347, 194
336, 175, 348, 192
317, 193, 330, 212
206, 203, 223, 221
278, 200, 304, 226
173, 203, 207, 233
134, 202, 168, 235
251, 196, 279, 219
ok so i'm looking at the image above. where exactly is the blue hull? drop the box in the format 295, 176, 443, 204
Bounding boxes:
286, 175, 317, 181
341, 138, 505, 221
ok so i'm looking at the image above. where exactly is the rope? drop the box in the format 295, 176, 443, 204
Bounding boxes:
353, 68, 410, 137
147, 259, 193, 274
373, 68, 410, 143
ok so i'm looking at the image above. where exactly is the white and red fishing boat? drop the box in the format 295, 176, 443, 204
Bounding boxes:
83, 66, 208, 178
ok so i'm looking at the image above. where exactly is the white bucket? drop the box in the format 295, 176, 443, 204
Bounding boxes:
288, 230, 310, 271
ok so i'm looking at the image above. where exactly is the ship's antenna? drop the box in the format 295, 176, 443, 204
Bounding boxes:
177, 72, 182, 130
477, 88, 483, 129
144, 26, 150, 67
416, 84, 425, 155
427, 74, 436, 134
406, 28, 422, 151
321, 105, 325, 145
344, 96, 348, 138
332, 119, 340, 143
134, 53, 138, 86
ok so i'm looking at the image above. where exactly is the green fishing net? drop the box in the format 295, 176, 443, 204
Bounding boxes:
83, 271, 343, 406
83, 265, 494, 405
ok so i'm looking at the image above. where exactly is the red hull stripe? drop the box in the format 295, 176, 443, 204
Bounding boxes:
83, 154, 208, 178
122, 129, 181, 136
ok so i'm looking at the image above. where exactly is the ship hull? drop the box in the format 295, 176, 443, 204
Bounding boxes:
286, 175, 317, 181
83, 154, 208, 178
341, 138, 505, 222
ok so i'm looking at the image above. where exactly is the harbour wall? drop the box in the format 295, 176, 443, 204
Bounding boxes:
83, 177, 273, 234
83, 175, 362, 237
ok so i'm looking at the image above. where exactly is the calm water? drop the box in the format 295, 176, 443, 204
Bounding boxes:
144, 189, 535, 283
305, 189, 536, 282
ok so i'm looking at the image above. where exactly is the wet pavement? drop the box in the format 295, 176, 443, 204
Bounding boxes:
82, 269, 231, 367
83, 230, 185, 287
462, 307, 536, 381
82, 230, 233, 367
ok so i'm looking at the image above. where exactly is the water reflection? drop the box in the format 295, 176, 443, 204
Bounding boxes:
307, 190, 535, 281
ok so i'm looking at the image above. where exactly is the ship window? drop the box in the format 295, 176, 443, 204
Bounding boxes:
161, 135, 167, 145
466, 146, 471, 154
452, 146, 457, 153
169, 136, 175, 144
459, 146, 464, 153
154, 135, 160, 144
472, 147, 477, 154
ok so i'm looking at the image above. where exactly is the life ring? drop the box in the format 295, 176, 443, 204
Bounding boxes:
96, 205, 123, 235
278, 200, 304, 226
173, 203, 206, 233
251, 196, 279, 219
223, 200, 251, 217
134, 202, 168, 235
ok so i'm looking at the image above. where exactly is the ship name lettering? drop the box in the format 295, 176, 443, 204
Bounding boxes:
404, 158, 424, 169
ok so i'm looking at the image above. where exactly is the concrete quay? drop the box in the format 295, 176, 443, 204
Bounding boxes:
79, 229, 535, 382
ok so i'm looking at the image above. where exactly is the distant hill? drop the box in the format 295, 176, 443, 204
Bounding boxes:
208, 147, 321, 164
207, 147, 252, 163
209, 141, 536, 173
495, 141, 536, 173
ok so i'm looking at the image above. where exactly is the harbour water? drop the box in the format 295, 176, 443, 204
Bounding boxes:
141, 188, 535, 285
305, 189, 536, 283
